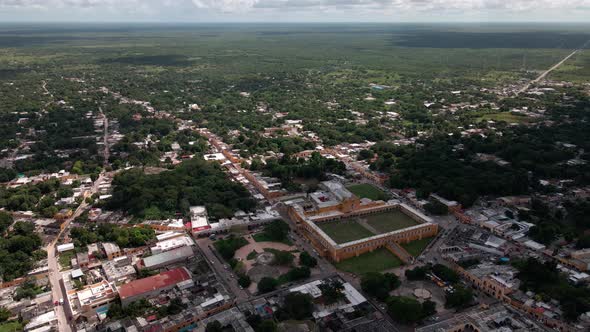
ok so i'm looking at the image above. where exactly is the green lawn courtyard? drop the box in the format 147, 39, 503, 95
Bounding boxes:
334, 248, 403, 275
402, 237, 435, 257
347, 183, 390, 201
317, 209, 421, 244
317, 220, 374, 244
363, 210, 419, 234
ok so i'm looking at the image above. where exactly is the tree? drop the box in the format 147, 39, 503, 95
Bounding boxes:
258, 277, 278, 294
0, 307, 11, 322
299, 251, 317, 268
445, 285, 473, 308
272, 250, 294, 266
405, 266, 429, 281
424, 200, 448, 215
387, 296, 423, 324
257, 320, 277, 332
319, 280, 345, 304
238, 274, 251, 288
432, 264, 459, 283
361, 272, 400, 301
0, 211, 13, 233
205, 320, 223, 332
422, 300, 437, 317
281, 292, 314, 320
262, 220, 290, 242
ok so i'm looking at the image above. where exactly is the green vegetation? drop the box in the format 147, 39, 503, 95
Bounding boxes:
278, 292, 314, 321
318, 280, 346, 304
257, 277, 279, 294
246, 250, 258, 260
0, 178, 77, 217
0, 321, 23, 332
363, 211, 419, 233
317, 220, 374, 244
405, 266, 430, 280
347, 183, 390, 201
238, 274, 251, 288
445, 285, 474, 309
514, 257, 590, 321
387, 296, 436, 324
253, 220, 291, 244
59, 251, 75, 269
107, 299, 152, 320
214, 236, 248, 261
107, 158, 255, 220
14, 279, 45, 300
70, 223, 155, 248
334, 248, 403, 275
402, 237, 434, 257
424, 200, 449, 215
432, 264, 460, 283
361, 272, 400, 301
0, 221, 43, 281
298, 251, 318, 268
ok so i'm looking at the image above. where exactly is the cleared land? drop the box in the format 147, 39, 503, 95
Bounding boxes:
363, 210, 419, 233
347, 183, 390, 201
334, 248, 403, 275
318, 220, 374, 244
402, 237, 435, 257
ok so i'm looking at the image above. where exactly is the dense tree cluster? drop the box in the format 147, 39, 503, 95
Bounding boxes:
260, 152, 345, 191
361, 272, 400, 301
70, 224, 155, 248
515, 257, 590, 321
0, 221, 44, 281
107, 158, 256, 220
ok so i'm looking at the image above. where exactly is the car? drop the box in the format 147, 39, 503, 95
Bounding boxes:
59, 298, 64, 305
54, 301, 59, 306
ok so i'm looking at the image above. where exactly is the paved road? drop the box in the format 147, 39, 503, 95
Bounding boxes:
194, 237, 250, 302
99, 107, 110, 168
517, 43, 587, 95
46, 173, 107, 331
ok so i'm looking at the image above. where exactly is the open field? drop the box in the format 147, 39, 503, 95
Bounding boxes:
476, 112, 536, 124
0, 322, 23, 332
363, 210, 419, 234
347, 183, 390, 201
317, 220, 374, 244
402, 237, 435, 257
334, 248, 403, 275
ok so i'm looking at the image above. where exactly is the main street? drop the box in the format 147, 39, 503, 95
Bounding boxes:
46, 172, 107, 332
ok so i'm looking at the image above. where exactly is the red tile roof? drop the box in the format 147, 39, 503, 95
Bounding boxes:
118, 267, 191, 300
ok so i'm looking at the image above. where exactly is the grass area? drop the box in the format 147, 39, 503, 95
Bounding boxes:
402, 237, 435, 257
317, 220, 374, 244
58, 251, 75, 270
347, 183, 390, 201
364, 210, 419, 234
477, 112, 534, 124
252, 232, 292, 245
334, 248, 403, 275
0, 322, 23, 332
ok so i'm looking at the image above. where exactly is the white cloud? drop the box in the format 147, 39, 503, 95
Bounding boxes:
0, 0, 588, 20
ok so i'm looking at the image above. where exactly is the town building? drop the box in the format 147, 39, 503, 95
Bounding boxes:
117, 267, 193, 306
142, 245, 194, 270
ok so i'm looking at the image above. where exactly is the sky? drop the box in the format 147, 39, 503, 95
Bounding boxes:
0, 0, 589, 23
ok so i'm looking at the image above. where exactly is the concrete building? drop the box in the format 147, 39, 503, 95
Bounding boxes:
287, 181, 438, 262
117, 267, 192, 306
142, 245, 194, 270
76, 280, 119, 318
150, 235, 194, 255
102, 256, 136, 284
102, 242, 122, 260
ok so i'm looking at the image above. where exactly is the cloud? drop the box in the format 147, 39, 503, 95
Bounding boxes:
0, 0, 588, 20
